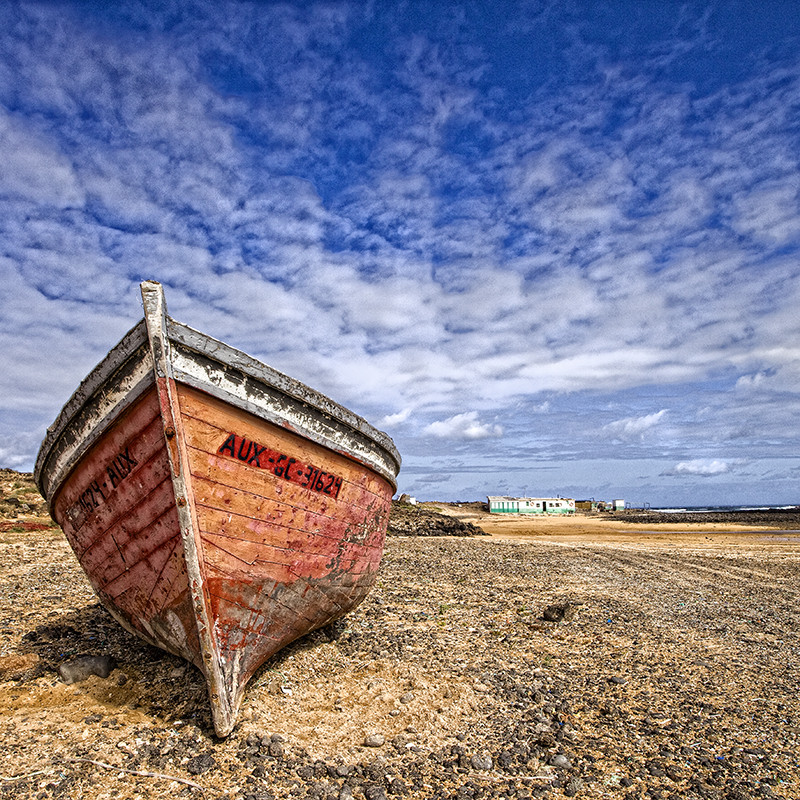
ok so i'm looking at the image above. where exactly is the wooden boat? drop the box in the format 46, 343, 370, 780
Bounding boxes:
34, 281, 401, 736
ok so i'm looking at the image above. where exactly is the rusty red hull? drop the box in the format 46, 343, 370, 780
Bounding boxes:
35, 282, 400, 736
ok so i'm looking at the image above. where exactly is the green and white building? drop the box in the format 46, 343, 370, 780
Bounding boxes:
487, 496, 576, 515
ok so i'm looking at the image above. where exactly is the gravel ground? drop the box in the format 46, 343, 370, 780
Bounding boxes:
1, 473, 799, 800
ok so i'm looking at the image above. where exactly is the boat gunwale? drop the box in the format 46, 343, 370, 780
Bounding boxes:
35, 310, 401, 503
168, 322, 399, 488
168, 318, 399, 465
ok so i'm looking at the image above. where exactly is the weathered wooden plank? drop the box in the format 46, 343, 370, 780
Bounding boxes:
102, 532, 178, 604
175, 382, 391, 666
200, 526, 347, 570
193, 473, 388, 572
81, 492, 176, 590
194, 499, 382, 560
188, 451, 390, 544
202, 560, 324, 627
203, 571, 352, 677
53, 392, 165, 549
48, 382, 200, 668
185, 434, 388, 519
191, 472, 355, 544
168, 331, 400, 488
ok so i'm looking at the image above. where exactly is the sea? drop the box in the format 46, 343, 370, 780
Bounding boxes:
641, 505, 798, 513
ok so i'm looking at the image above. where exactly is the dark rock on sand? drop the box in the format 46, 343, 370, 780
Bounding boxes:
58, 654, 115, 684
542, 602, 579, 622
386, 501, 488, 537
186, 751, 217, 775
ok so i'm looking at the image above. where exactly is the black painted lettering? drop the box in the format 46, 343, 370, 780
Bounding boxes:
248, 443, 266, 467
216, 430, 343, 500
218, 433, 237, 457
107, 463, 120, 488
236, 437, 253, 461
119, 446, 138, 470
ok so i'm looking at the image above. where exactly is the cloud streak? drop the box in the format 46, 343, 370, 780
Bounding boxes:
663, 459, 734, 478
425, 412, 504, 441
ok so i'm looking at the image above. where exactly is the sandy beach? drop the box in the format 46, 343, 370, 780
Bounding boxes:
428, 502, 800, 549
1, 476, 798, 799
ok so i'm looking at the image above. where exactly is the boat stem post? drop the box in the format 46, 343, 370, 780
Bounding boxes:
141, 280, 236, 736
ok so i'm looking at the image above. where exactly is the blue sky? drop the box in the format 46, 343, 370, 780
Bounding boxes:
2, 1, 800, 507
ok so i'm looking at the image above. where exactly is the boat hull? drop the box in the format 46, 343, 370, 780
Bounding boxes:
36, 282, 400, 736
178, 383, 392, 707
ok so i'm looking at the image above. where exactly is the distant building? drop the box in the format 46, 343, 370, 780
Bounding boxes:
487, 496, 575, 515
576, 499, 625, 512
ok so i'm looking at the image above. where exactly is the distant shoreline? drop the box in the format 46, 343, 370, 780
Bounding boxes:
422, 501, 800, 543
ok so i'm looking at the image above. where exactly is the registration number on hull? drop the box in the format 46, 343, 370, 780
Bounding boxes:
217, 432, 343, 499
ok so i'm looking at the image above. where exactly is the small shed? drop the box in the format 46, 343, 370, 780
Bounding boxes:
487, 496, 575, 515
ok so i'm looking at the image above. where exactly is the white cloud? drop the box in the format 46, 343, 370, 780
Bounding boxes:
666, 459, 732, 477
603, 410, 668, 442
380, 408, 413, 427
0, 111, 84, 207
424, 412, 503, 440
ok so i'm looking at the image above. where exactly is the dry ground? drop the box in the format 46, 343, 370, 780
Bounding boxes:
1, 475, 799, 800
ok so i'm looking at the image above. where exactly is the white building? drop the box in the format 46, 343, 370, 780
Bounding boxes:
487, 496, 576, 515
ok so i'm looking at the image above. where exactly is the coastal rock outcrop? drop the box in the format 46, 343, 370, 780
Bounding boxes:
387, 501, 488, 537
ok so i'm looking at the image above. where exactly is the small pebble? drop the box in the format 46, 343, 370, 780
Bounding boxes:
550, 753, 571, 769
470, 753, 493, 771
564, 777, 584, 796
364, 734, 385, 747
543, 603, 577, 622
269, 740, 284, 758
186, 751, 216, 775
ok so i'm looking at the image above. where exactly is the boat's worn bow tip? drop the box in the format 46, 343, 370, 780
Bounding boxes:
210, 697, 239, 739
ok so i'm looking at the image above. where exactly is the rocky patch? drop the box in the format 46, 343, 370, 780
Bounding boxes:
387, 501, 488, 537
